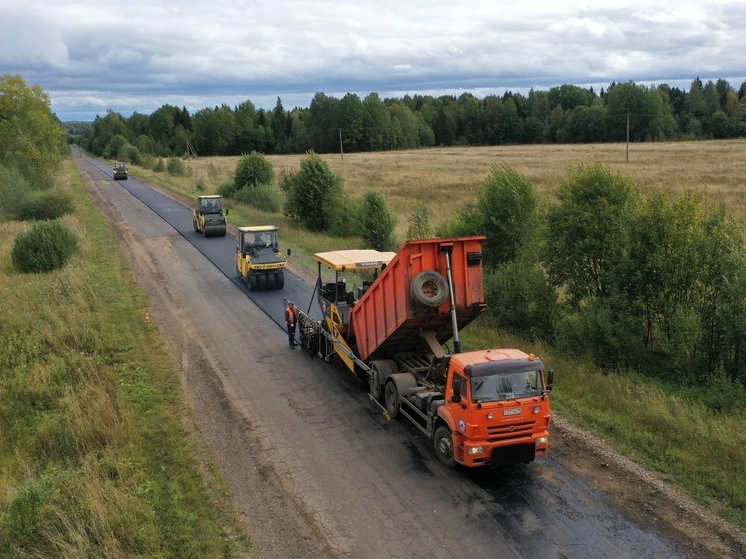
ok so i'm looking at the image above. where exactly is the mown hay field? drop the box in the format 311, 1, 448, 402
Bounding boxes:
159, 139, 746, 236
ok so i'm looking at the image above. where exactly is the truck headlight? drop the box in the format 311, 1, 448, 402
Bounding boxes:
467, 446, 485, 455
536, 436, 548, 445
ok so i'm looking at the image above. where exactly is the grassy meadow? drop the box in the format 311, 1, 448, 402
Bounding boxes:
137, 139, 746, 235
130, 140, 746, 530
0, 162, 249, 557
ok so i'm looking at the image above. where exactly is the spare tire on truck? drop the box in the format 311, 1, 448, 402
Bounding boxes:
410, 270, 449, 308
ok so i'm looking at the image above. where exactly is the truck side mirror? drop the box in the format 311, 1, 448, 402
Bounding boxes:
224, 209, 228, 215
546, 369, 554, 390
287, 248, 291, 256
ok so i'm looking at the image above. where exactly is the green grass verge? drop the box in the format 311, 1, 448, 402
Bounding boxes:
0, 161, 250, 558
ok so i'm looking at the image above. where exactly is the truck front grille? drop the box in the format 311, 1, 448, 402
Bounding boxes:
486, 420, 535, 441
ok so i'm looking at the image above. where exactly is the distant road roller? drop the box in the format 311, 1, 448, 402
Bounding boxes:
235, 226, 287, 290
193, 195, 228, 237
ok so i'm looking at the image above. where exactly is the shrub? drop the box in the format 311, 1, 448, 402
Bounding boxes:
233, 183, 282, 213
166, 157, 187, 177
478, 164, 538, 267
137, 153, 156, 170
105, 134, 129, 160
216, 180, 237, 198
12, 220, 79, 273
234, 152, 274, 190
434, 203, 482, 238
360, 190, 396, 251
405, 204, 433, 240
153, 158, 166, 172
483, 258, 559, 342
327, 194, 358, 238
282, 151, 345, 232
126, 145, 143, 165
19, 190, 75, 221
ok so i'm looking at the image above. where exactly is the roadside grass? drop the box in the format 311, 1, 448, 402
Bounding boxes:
0, 161, 249, 557
123, 141, 746, 530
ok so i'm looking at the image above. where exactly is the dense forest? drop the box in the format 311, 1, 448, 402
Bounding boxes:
71, 77, 746, 161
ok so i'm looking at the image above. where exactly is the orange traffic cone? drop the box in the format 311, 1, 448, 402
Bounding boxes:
145, 312, 151, 324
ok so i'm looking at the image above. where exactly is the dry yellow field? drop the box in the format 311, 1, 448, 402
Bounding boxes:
150, 139, 746, 235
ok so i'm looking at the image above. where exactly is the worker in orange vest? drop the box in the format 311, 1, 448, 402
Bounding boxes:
285, 303, 298, 348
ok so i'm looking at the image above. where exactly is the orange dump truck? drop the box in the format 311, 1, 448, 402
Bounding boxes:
292, 237, 554, 468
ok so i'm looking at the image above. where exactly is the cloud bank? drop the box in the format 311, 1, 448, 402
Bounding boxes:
2, 0, 744, 121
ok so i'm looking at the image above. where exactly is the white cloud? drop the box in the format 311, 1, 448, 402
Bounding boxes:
548, 16, 620, 41
3, 0, 745, 120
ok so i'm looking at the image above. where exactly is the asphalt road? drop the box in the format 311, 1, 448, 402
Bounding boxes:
76, 151, 697, 559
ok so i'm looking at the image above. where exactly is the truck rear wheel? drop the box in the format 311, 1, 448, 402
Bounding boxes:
433, 425, 457, 468
410, 270, 449, 308
384, 381, 400, 418
369, 360, 396, 401
383, 373, 417, 418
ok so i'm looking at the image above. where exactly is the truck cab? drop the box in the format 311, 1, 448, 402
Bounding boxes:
437, 349, 553, 467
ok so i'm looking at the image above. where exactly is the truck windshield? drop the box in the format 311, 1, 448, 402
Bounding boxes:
470, 369, 544, 403
259, 231, 278, 249
201, 199, 221, 211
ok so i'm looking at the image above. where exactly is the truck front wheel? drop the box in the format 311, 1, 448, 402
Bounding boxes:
433, 425, 456, 468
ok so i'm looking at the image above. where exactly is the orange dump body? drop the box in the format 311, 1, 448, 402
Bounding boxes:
348, 237, 487, 362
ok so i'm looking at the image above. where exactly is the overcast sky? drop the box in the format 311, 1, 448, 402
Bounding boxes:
3, 1, 746, 121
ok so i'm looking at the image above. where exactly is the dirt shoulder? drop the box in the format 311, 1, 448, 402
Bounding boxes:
550, 416, 745, 559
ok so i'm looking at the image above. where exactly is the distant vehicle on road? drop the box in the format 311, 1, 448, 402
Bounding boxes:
113, 162, 128, 180
193, 195, 227, 237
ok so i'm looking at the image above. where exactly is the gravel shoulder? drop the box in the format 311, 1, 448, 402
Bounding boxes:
550, 416, 745, 559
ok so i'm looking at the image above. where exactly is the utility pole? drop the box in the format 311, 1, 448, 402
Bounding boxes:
339, 128, 344, 160
186, 139, 198, 158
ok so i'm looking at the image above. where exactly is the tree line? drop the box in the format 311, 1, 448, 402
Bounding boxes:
72, 76, 746, 161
